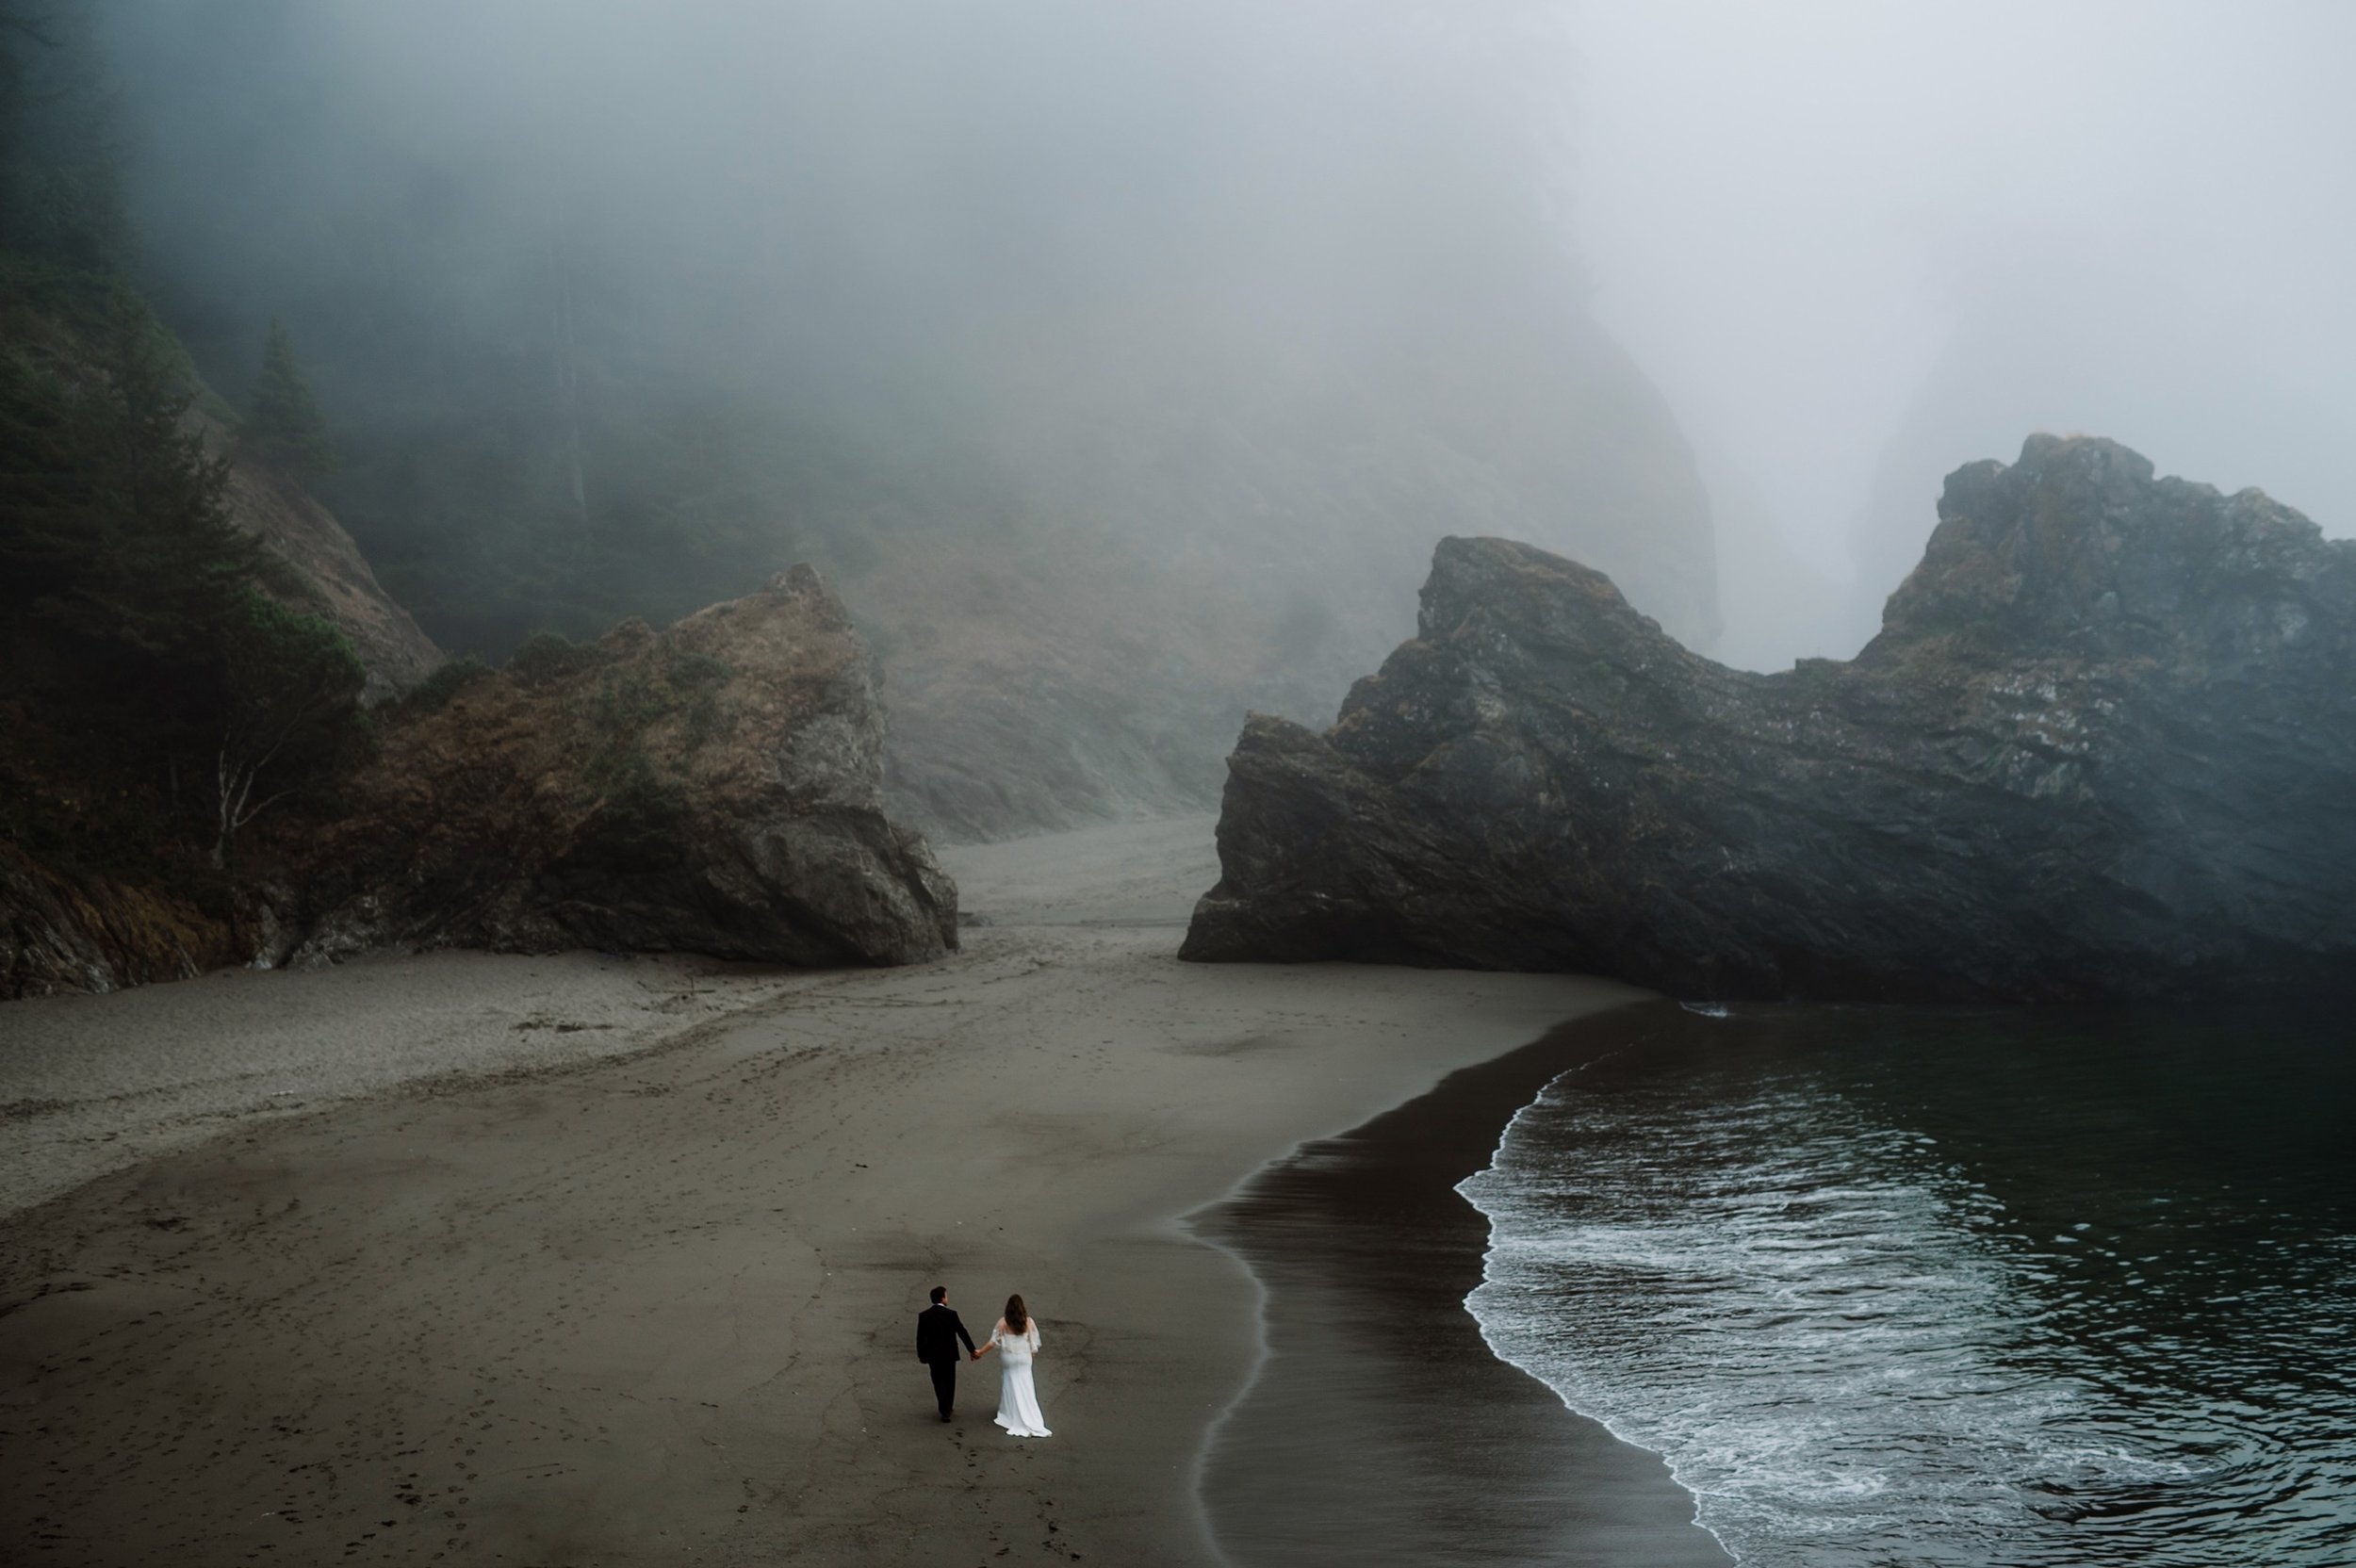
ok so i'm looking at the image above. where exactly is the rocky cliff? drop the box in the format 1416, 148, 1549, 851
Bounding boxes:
2, 375, 448, 997
209, 418, 445, 703
0, 842, 246, 996
277, 566, 957, 970
5, 567, 955, 997
1182, 436, 2356, 1002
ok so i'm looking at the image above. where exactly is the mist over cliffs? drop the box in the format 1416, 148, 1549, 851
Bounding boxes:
102, 0, 1717, 838
10, 2, 2351, 1000
1567, 3, 2356, 673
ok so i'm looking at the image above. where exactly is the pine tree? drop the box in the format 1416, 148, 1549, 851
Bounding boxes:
1, 299, 256, 658
208, 583, 365, 866
242, 316, 335, 476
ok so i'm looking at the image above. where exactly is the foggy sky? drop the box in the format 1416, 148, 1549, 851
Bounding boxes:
120, 1, 1579, 388
1568, 0, 2356, 665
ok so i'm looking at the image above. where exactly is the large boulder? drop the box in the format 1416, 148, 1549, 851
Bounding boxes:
1182, 436, 2356, 1002
280, 565, 956, 970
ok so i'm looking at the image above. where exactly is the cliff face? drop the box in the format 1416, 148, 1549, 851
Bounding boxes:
1182, 436, 2356, 1002
281, 565, 957, 970
0, 842, 246, 997
859, 537, 1309, 843
212, 427, 444, 702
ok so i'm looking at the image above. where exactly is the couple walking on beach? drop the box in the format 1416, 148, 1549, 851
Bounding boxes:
917, 1285, 1052, 1437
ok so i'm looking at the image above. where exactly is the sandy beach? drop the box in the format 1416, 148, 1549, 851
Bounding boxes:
1, 814, 1714, 1565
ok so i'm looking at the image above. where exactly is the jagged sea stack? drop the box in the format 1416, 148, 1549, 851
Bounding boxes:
1182, 436, 2356, 1002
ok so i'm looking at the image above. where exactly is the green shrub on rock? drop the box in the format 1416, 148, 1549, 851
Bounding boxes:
384, 655, 491, 719
506, 630, 603, 685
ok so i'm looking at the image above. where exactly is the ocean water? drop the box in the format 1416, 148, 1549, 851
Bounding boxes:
1460, 1004, 2356, 1567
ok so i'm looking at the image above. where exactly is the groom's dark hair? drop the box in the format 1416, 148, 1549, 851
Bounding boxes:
929, 1285, 947, 1304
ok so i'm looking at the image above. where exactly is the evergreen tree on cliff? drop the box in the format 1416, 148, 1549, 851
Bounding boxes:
242, 317, 335, 476
2, 302, 256, 665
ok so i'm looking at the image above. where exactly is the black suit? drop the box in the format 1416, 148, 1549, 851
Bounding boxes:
916, 1302, 978, 1417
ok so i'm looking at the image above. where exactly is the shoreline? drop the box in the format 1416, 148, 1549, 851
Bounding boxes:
1193, 1002, 1732, 1566
2, 817, 1698, 1565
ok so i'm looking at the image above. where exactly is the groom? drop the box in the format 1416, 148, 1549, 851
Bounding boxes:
915, 1285, 979, 1422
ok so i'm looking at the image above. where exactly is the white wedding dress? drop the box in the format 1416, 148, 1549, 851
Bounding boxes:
990, 1318, 1051, 1437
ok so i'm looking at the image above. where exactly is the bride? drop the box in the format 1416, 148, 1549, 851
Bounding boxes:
975, 1293, 1051, 1437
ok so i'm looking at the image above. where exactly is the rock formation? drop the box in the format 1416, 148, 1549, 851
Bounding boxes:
281, 565, 956, 970
1183, 436, 2356, 1002
4, 566, 954, 998
1, 842, 244, 997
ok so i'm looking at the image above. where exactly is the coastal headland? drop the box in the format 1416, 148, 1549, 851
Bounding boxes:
0, 817, 1709, 1565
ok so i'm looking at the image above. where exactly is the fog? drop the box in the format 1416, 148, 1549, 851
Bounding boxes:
1570, 0, 2356, 665
112, 2, 1666, 662
104, 0, 2356, 678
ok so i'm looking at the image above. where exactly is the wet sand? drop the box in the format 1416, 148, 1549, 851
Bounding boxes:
1199, 1004, 1732, 1565
1, 815, 1703, 1565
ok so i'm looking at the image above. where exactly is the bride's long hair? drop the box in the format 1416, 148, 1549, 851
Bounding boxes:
1004, 1294, 1028, 1333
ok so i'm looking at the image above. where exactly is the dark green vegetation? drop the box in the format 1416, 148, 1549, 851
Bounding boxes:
378, 653, 488, 720
1, 2, 365, 906
574, 646, 738, 838
239, 317, 335, 477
